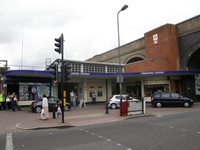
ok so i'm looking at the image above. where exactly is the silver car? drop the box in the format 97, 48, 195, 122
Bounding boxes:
108, 94, 139, 109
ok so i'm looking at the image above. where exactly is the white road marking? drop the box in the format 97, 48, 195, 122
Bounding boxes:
5, 133, 13, 150
182, 129, 186, 131
79, 127, 132, 149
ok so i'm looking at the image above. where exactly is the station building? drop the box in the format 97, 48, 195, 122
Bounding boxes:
87, 15, 200, 102
1, 15, 200, 105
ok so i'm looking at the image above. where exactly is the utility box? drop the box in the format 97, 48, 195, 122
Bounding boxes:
120, 101, 128, 116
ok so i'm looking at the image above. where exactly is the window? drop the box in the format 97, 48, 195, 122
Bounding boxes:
71, 63, 81, 73
161, 93, 170, 98
19, 83, 50, 100
154, 93, 161, 98
83, 64, 105, 73
144, 84, 169, 97
126, 57, 143, 64
107, 66, 119, 73
115, 96, 121, 100
171, 93, 179, 98
64, 61, 120, 73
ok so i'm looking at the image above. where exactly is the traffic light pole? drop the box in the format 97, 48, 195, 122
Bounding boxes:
60, 34, 64, 123
54, 33, 65, 123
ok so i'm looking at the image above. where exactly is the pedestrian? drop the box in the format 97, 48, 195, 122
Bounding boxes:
11, 92, 21, 111
40, 94, 49, 120
92, 92, 96, 104
0, 91, 5, 110
72, 93, 77, 108
6, 93, 12, 110
79, 96, 87, 108
70, 90, 74, 105
56, 100, 61, 118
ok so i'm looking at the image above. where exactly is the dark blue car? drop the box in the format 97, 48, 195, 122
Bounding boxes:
151, 92, 193, 108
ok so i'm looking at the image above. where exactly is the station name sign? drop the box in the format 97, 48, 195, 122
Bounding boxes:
141, 71, 164, 75
71, 72, 90, 76
70, 71, 200, 77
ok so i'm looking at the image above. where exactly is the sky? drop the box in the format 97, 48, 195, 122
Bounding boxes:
0, 0, 200, 70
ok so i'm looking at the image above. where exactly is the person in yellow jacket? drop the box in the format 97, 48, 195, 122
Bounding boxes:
0, 91, 5, 110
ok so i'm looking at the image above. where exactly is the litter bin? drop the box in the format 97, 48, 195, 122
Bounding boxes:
120, 100, 128, 116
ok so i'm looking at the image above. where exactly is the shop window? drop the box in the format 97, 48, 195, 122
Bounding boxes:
144, 84, 169, 97
19, 83, 50, 101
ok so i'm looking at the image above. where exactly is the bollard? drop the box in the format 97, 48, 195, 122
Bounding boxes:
105, 101, 109, 114
52, 106, 56, 119
141, 97, 146, 114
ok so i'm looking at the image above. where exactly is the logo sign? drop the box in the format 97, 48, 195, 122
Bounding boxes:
153, 34, 158, 45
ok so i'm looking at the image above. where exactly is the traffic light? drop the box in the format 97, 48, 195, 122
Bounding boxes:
48, 63, 58, 81
64, 63, 72, 81
54, 34, 63, 54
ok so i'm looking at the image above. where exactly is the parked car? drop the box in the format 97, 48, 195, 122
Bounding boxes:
108, 94, 139, 109
151, 92, 194, 108
30, 97, 71, 113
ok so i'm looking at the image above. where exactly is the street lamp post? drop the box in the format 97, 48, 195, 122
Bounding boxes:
117, 4, 128, 117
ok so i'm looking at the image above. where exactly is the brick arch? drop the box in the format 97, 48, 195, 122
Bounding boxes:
183, 40, 200, 70
124, 54, 145, 64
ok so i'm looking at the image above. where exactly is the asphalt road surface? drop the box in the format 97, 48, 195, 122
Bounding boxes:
1, 107, 200, 150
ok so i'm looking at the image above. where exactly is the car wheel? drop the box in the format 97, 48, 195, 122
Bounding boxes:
110, 103, 117, 109
184, 102, 190, 107
35, 106, 42, 113
156, 102, 162, 108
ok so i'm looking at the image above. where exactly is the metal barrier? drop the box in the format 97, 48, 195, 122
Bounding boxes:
128, 98, 145, 115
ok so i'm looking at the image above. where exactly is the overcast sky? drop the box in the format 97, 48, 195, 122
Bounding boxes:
0, 0, 200, 70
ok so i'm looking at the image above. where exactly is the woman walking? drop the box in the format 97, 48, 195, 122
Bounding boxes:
40, 94, 49, 120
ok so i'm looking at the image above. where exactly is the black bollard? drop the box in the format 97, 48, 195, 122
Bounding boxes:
52, 106, 56, 119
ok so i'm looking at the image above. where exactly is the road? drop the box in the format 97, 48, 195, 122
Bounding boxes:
1, 106, 200, 150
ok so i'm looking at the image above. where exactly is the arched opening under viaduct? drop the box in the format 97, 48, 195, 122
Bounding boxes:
188, 48, 200, 71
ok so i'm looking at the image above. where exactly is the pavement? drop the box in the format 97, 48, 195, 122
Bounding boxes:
16, 103, 152, 130
16, 104, 150, 130
1, 103, 200, 132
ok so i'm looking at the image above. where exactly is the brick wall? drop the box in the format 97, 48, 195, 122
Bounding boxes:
125, 24, 179, 72
125, 59, 168, 72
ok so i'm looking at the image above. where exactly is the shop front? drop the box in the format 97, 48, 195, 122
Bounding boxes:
3, 70, 52, 106
2, 69, 200, 107
18, 82, 51, 105
143, 80, 170, 102
123, 71, 200, 102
